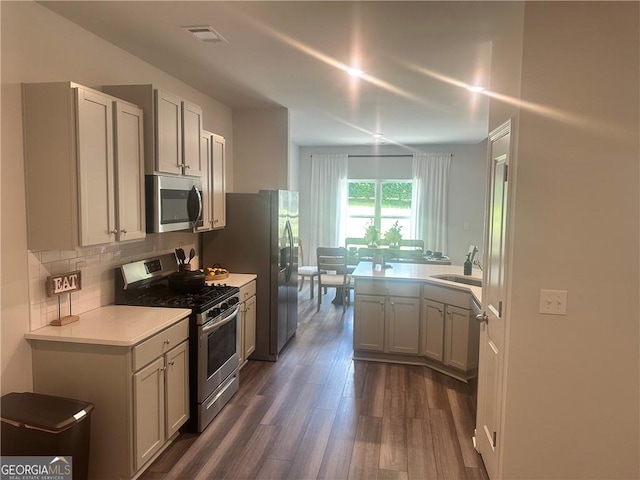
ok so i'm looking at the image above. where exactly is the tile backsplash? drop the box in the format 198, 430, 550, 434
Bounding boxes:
28, 232, 200, 331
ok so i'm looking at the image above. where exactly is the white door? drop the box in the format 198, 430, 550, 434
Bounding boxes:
76, 88, 114, 246
181, 100, 203, 177
114, 101, 146, 241
475, 119, 511, 479
134, 357, 165, 470
211, 134, 226, 228
195, 131, 212, 232
353, 294, 385, 351
386, 296, 420, 354
155, 89, 182, 175
165, 341, 189, 437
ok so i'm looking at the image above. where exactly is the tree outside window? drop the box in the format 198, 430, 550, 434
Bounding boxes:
346, 180, 413, 242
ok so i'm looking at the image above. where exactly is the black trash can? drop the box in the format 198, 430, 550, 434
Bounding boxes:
1, 392, 94, 480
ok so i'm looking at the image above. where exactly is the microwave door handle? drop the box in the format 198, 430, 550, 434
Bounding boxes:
187, 186, 203, 225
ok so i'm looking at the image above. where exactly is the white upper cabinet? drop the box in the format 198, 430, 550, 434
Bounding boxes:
102, 85, 202, 177
114, 101, 146, 241
155, 90, 182, 175
211, 134, 226, 229
22, 82, 146, 250
197, 131, 227, 231
181, 100, 203, 177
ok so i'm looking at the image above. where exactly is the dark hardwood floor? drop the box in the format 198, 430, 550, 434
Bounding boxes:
141, 284, 488, 480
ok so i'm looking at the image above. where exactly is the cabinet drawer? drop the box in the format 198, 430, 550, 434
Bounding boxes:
423, 284, 471, 309
133, 318, 189, 371
239, 280, 256, 302
355, 279, 420, 297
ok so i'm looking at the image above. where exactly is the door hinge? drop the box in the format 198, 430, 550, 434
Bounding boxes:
498, 301, 503, 317
492, 431, 497, 448
504, 164, 509, 182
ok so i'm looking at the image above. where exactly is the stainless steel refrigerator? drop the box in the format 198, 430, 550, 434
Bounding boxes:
201, 190, 298, 361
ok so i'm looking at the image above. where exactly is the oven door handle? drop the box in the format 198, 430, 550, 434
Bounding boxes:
202, 305, 239, 335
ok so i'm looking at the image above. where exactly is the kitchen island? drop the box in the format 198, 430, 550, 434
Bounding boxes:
25, 305, 191, 480
351, 262, 482, 381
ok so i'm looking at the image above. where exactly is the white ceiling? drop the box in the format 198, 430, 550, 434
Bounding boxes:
40, 1, 515, 147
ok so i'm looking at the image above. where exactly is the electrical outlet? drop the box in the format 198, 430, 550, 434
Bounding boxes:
539, 289, 568, 315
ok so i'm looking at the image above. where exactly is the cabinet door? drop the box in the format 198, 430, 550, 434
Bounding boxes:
134, 356, 165, 470
195, 131, 212, 232
155, 89, 182, 175
444, 305, 472, 370
421, 299, 445, 361
386, 296, 420, 354
114, 101, 146, 241
211, 134, 226, 228
165, 341, 189, 438
182, 101, 202, 177
354, 294, 385, 352
243, 295, 256, 361
76, 87, 115, 246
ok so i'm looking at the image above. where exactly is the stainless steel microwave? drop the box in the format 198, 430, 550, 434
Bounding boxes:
146, 175, 203, 233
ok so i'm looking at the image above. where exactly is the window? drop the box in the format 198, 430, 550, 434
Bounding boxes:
346, 180, 413, 241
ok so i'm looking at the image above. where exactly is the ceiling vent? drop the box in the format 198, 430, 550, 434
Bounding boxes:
182, 25, 227, 44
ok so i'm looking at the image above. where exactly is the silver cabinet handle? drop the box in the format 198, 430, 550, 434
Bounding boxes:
110, 229, 118, 234
184, 164, 190, 170
476, 312, 489, 324
164, 339, 171, 345
120, 229, 127, 234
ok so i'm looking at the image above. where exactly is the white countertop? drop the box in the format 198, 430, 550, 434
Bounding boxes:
352, 262, 482, 303
25, 305, 191, 347
207, 273, 257, 288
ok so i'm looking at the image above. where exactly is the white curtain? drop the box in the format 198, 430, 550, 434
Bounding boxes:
411, 153, 451, 253
308, 154, 348, 265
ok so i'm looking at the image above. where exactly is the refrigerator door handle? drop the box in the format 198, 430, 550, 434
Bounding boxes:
285, 219, 294, 281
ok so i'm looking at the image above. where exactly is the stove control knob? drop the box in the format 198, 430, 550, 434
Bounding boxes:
209, 308, 221, 318
228, 297, 239, 306
220, 302, 229, 311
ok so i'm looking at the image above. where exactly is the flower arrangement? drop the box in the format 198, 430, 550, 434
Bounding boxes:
363, 222, 380, 247
384, 221, 403, 247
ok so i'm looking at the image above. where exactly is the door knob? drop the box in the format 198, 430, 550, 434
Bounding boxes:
476, 312, 489, 324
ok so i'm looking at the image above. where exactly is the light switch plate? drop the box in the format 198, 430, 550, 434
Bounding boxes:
539, 289, 568, 315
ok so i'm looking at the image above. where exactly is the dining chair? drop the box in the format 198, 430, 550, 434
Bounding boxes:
298, 238, 321, 299
316, 247, 351, 312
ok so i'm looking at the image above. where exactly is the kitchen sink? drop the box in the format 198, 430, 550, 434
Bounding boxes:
432, 274, 482, 287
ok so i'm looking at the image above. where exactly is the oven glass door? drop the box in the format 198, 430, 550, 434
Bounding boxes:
207, 314, 236, 377
198, 305, 239, 401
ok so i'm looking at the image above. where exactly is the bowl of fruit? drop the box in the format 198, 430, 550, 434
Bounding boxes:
205, 264, 229, 281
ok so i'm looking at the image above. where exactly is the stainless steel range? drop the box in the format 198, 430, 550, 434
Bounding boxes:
115, 253, 240, 432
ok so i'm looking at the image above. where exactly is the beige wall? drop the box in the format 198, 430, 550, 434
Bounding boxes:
0, 1, 233, 394
494, 2, 639, 478
232, 107, 290, 192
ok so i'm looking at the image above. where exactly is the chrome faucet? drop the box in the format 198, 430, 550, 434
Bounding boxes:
473, 259, 483, 271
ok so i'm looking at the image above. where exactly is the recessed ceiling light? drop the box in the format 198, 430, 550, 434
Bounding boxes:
347, 67, 363, 77
467, 85, 485, 92
182, 25, 227, 43
372, 133, 383, 138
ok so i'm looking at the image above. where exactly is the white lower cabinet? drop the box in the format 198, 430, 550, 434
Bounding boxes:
133, 339, 189, 470
353, 280, 420, 354
421, 299, 446, 361
444, 304, 478, 371
353, 278, 480, 381
238, 280, 257, 367
30, 317, 189, 480
421, 284, 480, 374
354, 294, 385, 351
